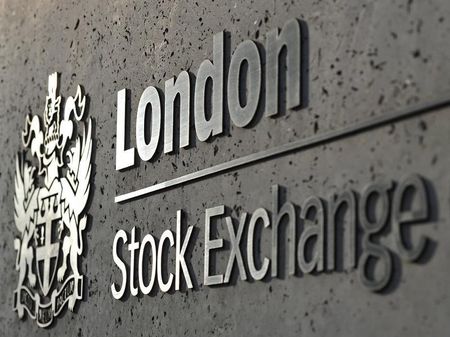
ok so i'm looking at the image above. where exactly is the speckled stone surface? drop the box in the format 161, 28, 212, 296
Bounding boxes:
0, 0, 450, 336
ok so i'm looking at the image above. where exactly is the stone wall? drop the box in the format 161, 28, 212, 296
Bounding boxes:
0, 0, 449, 336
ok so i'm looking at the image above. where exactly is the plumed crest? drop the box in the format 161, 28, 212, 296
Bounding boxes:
58, 85, 86, 167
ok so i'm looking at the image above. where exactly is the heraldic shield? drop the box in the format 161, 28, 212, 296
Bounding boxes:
13, 73, 93, 328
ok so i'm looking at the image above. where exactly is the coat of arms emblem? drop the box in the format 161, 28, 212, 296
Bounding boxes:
13, 73, 93, 327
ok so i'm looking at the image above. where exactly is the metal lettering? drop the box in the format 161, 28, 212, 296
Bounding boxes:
247, 208, 270, 281
298, 196, 325, 274
138, 234, 157, 295
194, 32, 224, 142
128, 227, 140, 296
393, 174, 429, 262
111, 230, 127, 300
157, 229, 174, 293
136, 86, 161, 161
327, 190, 357, 271
224, 213, 247, 283
265, 18, 301, 117
271, 184, 296, 277
227, 40, 262, 127
116, 89, 136, 170
175, 210, 194, 290
204, 206, 225, 286
359, 181, 393, 292
164, 71, 191, 153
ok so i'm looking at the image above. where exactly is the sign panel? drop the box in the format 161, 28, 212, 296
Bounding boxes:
0, 1, 449, 336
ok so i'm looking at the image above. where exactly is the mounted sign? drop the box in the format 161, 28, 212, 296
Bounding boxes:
111, 18, 437, 301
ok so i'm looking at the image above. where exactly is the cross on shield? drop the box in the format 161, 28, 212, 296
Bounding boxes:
35, 192, 61, 297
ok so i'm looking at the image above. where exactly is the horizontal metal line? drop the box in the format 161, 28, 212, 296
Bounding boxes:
115, 97, 450, 203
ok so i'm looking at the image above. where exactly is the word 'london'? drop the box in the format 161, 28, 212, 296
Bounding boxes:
112, 19, 433, 299
116, 19, 302, 168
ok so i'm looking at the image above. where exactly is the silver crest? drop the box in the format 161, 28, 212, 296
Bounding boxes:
13, 73, 93, 328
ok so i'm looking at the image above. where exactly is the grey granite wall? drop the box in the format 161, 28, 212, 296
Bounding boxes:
0, 0, 449, 336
